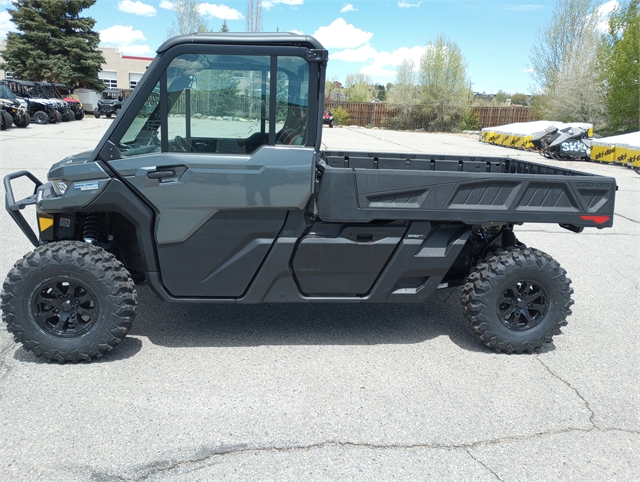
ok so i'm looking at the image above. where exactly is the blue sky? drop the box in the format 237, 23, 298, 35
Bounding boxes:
0, 0, 618, 94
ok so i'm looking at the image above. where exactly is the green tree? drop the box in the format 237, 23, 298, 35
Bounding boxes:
344, 72, 372, 102
167, 0, 209, 37
599, 0, 639, 133
528, 0, 605, 124
0, 0, 105, 91
388, 58, 418, 129
418, 34, 471, 131
511, 93, 529, 106
491, 90, 510, 105
220, 19, 230, 32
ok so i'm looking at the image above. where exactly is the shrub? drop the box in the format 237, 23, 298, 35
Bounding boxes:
332, 106, 350, 126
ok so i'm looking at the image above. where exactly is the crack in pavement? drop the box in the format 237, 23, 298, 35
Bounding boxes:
122, 427, 639, 481
465, 449, 504, 481
613, 213, 640, 224
0, 339, 16, 392
536, 355, 596, 427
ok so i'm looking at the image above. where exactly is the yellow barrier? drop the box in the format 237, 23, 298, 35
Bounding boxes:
590, 144, 617, 163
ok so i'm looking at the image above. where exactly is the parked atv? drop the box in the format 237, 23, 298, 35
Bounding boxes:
5, 79, 58, 124
531, 126, 591, 161
0, 81, 30, 128
94, 89, 126, 118
53, 83, 84, 120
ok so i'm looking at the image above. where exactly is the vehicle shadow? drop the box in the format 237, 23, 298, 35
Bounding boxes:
126, 285, 491, 353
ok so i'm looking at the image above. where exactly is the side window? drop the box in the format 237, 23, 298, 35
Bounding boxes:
116, 53, 311, 157
119, 81, 161, 157
275, 56, 309, 146
167, 54, 271, 154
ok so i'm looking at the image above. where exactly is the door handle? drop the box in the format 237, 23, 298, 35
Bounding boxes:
147, 169, 176, 179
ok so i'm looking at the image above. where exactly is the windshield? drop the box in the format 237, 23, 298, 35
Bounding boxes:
103, 91, 122, 100
0, 84, 16, 100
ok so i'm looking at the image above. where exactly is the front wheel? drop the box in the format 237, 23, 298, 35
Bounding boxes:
75, 110, 85, 120
460, 247, 573, 353
1, 241, 137, 362
1, 111, 11, 129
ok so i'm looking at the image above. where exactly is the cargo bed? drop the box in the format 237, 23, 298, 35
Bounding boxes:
316, 151, 616, 227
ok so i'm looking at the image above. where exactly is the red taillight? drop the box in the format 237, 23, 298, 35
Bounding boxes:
580, 216, 610, 224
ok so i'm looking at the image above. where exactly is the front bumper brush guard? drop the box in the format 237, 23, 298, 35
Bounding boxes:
4, 171, 42, 247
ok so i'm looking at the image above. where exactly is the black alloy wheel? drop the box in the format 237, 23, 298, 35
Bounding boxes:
32, 278, 99, 338
497, 279, 549, 331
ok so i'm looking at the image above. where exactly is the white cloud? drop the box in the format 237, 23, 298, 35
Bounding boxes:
360, 45, 429, 77
289, 29, 304, 35
0, 10, 16, 39
522, 68, 535, 73
340, 3, 357, 12
159, 0, 174, 10
262, 0, 304, 9
117, 0, 157, 16
595, 0, 619, 33
199, 3, 244, 20
313, 18, 373, 49
99, 25, 146, 45
398, 1, 422, 8
331, 44, 377, 62
118, 44, 155, 56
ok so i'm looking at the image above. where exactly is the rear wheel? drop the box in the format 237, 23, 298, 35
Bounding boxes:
1, 241, 137, 362
460, 247, 573, 353
34, 111, 49, 124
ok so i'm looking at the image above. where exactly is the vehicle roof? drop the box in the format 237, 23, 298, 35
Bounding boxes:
157, 32, 325, 53
10, 79, 35, 86
103, 89, 123, 93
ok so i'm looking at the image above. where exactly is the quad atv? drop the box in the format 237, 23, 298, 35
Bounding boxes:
53, 83, 84, 120
94, 89, 126, 118
5, 79, 58, 124
0, 81, 30, 128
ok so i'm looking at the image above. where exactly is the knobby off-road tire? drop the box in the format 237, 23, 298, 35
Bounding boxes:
34, 110, 49, 124
2, 111, 13, 129
460, 247, 573, 354
1, 241, 137, 362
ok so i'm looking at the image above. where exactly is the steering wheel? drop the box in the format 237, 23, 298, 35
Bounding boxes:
174, 135, 193, 152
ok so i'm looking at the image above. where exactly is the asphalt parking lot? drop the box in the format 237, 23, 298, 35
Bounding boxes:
0, 118, 638, 481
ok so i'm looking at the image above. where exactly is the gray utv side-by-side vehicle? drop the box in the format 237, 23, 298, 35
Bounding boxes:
94, 89, 126, 118
2, 33, 617, 362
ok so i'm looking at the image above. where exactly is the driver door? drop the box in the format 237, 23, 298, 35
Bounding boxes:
106, 48, 316, 298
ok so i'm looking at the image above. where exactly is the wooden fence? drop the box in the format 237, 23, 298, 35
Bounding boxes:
474, 106, 531, 128
324, 102, 532, 130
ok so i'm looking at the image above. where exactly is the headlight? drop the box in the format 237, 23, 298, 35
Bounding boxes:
52, 181, 68, 196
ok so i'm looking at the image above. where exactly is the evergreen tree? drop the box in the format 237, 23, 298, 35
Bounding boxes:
220, 19, 230, 32
0, 0, 105, 91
